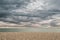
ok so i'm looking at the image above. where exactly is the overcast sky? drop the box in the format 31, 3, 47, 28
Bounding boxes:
0, 0, 60, 27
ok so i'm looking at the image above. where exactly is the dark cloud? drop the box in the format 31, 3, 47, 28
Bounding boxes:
0, 0, 60, 27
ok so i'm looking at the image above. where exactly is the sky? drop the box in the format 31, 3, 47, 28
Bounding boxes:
0, 0, 60, 27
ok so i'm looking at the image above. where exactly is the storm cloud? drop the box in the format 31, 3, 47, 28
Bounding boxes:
0, 0, 60, 27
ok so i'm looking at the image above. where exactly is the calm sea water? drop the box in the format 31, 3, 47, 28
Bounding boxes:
0, 27, 60, 32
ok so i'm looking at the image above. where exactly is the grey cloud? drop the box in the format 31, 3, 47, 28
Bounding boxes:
0, 0, 60, 27
47, 0, 60, 9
